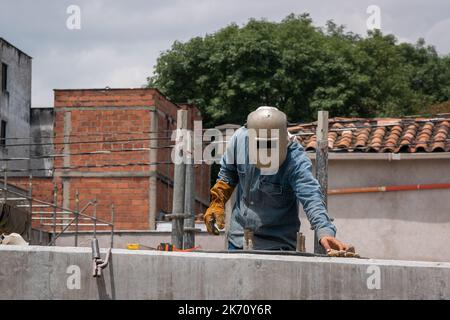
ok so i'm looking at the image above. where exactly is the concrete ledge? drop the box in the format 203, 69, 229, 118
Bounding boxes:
0, 245, 449, 300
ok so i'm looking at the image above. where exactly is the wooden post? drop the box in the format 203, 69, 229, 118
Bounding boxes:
314, 110, 329, 254
171, 109, 188, 249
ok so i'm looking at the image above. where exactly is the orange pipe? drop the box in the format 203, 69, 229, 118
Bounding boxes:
328, 183, 450, 195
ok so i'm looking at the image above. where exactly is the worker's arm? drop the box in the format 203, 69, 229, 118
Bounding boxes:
288, 150, 348, 251
216, 129, 240, 187
204, 129, 240, 234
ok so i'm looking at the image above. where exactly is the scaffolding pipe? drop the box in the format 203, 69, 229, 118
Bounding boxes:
52, 183, 57, 245
75, 190, 79, 247
171, 109, 188, 249
183, 128, 196, 250
328, 182, 450, 195
110, 204, 115, 248
28, 175, 33, 242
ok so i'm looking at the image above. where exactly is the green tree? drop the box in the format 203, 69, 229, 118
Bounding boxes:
148, 13, 450, 127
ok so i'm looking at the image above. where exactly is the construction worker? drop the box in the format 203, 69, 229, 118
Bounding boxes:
204, 106, 350, 252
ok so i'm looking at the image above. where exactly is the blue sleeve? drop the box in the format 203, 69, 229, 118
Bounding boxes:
288, 151, 336, 240
217, 130, 239, 187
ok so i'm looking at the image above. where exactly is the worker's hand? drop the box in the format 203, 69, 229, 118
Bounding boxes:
204, 206, 225, 235
320, 236, 360, 257
320, 236, 349, 252
203, 180, 234, 235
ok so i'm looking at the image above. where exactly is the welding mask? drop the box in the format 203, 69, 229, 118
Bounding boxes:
247, 106, 288, 175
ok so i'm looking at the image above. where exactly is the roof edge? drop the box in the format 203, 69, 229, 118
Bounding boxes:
307, 152, 450, 161
0, 37, 33, 59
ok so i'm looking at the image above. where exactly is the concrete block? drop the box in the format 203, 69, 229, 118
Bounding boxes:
0, 246, 449, 299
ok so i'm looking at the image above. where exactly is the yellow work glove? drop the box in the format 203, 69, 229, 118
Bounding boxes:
204, 180, 235, 235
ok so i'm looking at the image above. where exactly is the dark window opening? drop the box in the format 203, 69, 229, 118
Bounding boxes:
0, 120, 6, 147
1, 63, 7, 92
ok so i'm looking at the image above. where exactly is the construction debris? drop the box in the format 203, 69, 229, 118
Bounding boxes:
326, 245, 360, 258
0, 233, 29, 246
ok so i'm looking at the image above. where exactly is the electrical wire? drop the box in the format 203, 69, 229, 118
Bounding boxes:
0, 128, 226, 141
0, 160, 174, 174
0, 145, 176, 161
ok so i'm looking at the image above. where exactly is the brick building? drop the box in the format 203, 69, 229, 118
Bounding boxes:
10, 88, 210, 231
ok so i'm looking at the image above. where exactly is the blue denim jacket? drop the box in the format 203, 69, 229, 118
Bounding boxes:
218, 127, 336, 250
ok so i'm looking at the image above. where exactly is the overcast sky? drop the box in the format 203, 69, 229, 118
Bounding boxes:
1, 0, 449, 108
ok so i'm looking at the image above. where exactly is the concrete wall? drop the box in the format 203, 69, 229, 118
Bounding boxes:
0, 245, 449, 300
300, 156, 450, 262
30, 108, 53, 176
0, 39, 32, 175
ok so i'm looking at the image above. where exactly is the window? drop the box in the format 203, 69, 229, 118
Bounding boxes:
1, 63, 7, 92
0, 120, 6, 147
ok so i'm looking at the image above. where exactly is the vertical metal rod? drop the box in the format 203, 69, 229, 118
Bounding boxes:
93, 197, 97, 239
75, 189, 79, 247
3, 163, 7, 204
28, 174, 33, 243
314, 110, 329, 254
52, 183, 57, 245
110, 204, 115, 249
171, 109, 188, 249
296, 232, 306, 252
148, 109, 158, 230
27, 138, 32, 242
183, 129, 195, 249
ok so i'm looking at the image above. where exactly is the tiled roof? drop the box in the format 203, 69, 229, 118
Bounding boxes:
288, 114, 450, 153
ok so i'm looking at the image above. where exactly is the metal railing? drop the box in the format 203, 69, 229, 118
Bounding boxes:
1, 170, 115, 248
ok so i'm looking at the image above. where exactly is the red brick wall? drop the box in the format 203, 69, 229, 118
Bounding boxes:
10, 89, 210, 232
67, 177, 149, 230
53, 89, 208, 230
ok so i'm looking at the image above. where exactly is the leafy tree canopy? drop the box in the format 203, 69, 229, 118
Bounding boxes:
147, 13, 450, 127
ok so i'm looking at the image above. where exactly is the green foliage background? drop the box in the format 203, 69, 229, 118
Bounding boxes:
148, 14, 450, 127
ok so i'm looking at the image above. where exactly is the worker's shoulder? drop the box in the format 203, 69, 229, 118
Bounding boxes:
230, 126, 247, 141
286, 142, 309, 166
287, 141, 306, 157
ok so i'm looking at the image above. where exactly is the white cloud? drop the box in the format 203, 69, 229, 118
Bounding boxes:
425, 18, 450, 54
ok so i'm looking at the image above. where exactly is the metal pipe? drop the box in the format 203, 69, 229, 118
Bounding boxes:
171, 109, 188, 249
32, 217, 93, 220
47, 217, 77, 246
93, 198, 97, 239
75, 190, 79, 247
3, 164, 7, 205
43, 223, 110, 227
52, 183, 57, 245
110, 204, 115, 249
243, 229, 254, 250
296, 232, 306, 253
328, 182, 450, 195
183, 128, 195, 249
27, 174, 33, 242
32, 211, 74, 214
